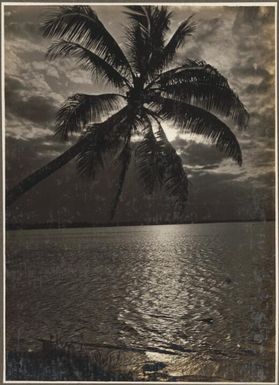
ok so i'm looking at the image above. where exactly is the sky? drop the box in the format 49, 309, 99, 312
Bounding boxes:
4, 4, 276, 226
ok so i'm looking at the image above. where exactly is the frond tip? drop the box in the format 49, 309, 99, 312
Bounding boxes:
161, 15, 196, 66
76, 126, 105, 179
41, 5, 131, 72
47, 41, 130, 88
151, 97, 243, 166
157, 60, 249, 129
136, 118, 188, 211
55, 93, 125, 140
124, 5, 173, 78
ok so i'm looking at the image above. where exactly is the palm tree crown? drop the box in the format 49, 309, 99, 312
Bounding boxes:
7, 5, 249, 218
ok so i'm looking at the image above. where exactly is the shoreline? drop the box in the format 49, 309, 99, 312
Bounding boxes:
6, 339, 275, 382
5, 219, 275, 231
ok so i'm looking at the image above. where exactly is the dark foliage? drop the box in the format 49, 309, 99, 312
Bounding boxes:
7, 346, 136, 381
55, 93, 125, 140
7, 5, 249, 216
136, 120, 188, 211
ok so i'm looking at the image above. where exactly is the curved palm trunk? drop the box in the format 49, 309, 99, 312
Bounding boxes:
6, 108, 128, 207
110, 136, 131, 220
6, 137, 89, 207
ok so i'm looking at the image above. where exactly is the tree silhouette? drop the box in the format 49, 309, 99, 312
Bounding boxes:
6, 5, 249, 219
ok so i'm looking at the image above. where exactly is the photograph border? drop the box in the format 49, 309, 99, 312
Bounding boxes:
1, 1, 278, 384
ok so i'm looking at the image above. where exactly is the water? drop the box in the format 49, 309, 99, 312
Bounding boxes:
6, 222, 275, 381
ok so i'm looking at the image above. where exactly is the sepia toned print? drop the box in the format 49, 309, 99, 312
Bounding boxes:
3, 2, 277, 383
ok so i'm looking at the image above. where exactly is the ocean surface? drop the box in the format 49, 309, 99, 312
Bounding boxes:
6, 222, 275, 381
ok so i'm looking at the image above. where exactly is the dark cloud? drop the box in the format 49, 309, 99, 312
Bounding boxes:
194, 17, 223, 40
244, 81, 271, 94
5, 75, 58, 125
248, 109, 275, 137
5, 20, 40, 40
171, 138, 226, 170
6, 135, 71, 187
232, 6, 275, 34
10, 94, 57, 125
232, 65, 272, 80
4, 6, 51, 41
228, 6, 275, 148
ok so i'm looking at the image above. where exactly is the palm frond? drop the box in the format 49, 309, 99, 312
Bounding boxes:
155, 124, 188, 209
156, 61, 249, 129
76, 107, 130, 178
47, 41, 130, 88
75, 103, 142, 218
124, 6, 150, 28
161, 15, 196, 67
135, 121, 160, 194
55, 93, 125, 140
76, 125, 105, 178
145, 58, 201, 91
76, 105, 144, 181
151, 59, 214, 88
147, 7, 172, 75
41, 5, 131, 76
135, 115, 188, 210
125, 24, 147, 76
125, 6, 171, 45
124, 6, 172, 79
151, 97, 243, 165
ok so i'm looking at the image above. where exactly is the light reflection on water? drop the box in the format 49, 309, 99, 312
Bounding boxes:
6, 222, 275, 381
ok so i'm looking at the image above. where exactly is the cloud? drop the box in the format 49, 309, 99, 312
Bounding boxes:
5, 75, 58, 127
6, 135, 72, 186
172, 138, 226, 170
195, 17, 224, 40
170, 130, 275, 198
230, 7, 275, 104
232, 6, 275, 35
4, 5, 51, 41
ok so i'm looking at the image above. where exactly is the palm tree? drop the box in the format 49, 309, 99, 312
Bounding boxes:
6, 5, 249, 219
